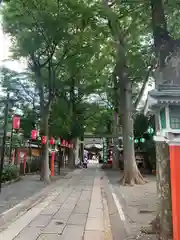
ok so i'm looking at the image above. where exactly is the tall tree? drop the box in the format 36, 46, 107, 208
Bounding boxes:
2, 0, 105, 181
148, 0, 174, 237
99, 1, 150, 184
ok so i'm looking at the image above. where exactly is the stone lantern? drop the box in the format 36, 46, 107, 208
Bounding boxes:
144, 84, 180, 143
144, 50, 180, 240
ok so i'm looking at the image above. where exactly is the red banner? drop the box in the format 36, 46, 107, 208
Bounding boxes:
13, 116, 20, 130
50, 137, 55, 145
31, 130, 38, 140
41, 136, 47, 144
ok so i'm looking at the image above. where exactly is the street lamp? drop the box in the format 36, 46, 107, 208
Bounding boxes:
147, 127, 154, 135
134, 139, 139, 143
140, 138, 145, 143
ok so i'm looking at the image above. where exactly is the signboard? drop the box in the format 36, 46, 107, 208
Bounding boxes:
31, 148, 40, 157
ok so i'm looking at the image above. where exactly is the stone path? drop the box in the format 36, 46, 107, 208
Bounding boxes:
0, 165, 112, 240
0, 175, 46, 214
0, 169, 71, 214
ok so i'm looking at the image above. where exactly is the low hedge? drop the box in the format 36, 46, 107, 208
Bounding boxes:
2, 165, 19, 183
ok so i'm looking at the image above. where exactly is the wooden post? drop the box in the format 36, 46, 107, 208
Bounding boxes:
12, 150, 15, 164
23, 152, 27, 175
51, 151, 55, 177
17, 149, 20, 165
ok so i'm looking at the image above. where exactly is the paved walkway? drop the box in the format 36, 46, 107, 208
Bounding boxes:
0, 169, 71, 214
0, 165, 112, 240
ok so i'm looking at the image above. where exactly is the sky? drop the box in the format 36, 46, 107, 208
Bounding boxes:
136, 80, 155, 110
0, 14, 26, 72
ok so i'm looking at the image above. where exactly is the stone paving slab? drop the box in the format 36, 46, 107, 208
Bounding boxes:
37, 233, 62, 240
42, 219, 65, 235
0, 191, 60, 240
0, 175, 47, 215
84, 175, 106, 239
73, 203, 89, 214
30, 215, 51, 228
40, 204, 61, 216
84, 230, 105, 240
0, 170, 73, 215
86, 217, 104, 231
67, 213, 87, 225
53, 209, 72, 221
0, 171, 77, 234
14, 226, 43, 240
61, 225, 84, 239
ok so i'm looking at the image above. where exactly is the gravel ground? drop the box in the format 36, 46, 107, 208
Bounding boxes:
105, 170, 157, 239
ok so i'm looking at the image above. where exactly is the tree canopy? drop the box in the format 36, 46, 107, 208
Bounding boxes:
1, 0, 178, 181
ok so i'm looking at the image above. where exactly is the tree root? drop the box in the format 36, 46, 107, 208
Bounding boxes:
120, 170, 148, 186
141, 225, 156, 235
141, 215, 160, 235
151, 215, 160, 233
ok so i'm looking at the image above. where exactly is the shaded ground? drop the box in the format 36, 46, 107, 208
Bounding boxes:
0, 169, 71, 214
105, 169, 157, 239
0, 164, 159, 239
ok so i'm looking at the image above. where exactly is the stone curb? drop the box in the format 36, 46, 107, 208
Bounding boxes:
102, 187, 113, 240
1, 177, 21, 187
100, 172, 131, 239
1, 168, 73, 188
0, 170, 75, 231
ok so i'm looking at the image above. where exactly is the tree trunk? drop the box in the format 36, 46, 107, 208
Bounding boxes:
156, 142, 172, 238
143, 141, 172, 238
14, 148, 20, 176
68, 139, 75, 169
150, 116, 172, 237
40, 112, 50, 183
74, 138, 80, 165
112, 112, 119, 169
120, 81, 147, 185
33, 64, 50, 182
58, 150, 62, 175
104, 0, 146, 184
80, 135, 84, 165
112, 67, 120, 169
149, 0, 172, 237
68, 77, 76, 168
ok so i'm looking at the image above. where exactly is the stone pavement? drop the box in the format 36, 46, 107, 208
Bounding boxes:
0, 165, 112, 240
0, 175, 47, 215
0, 169, 71, 214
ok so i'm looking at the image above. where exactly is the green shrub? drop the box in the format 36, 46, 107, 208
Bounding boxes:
2, 165, 19, 183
